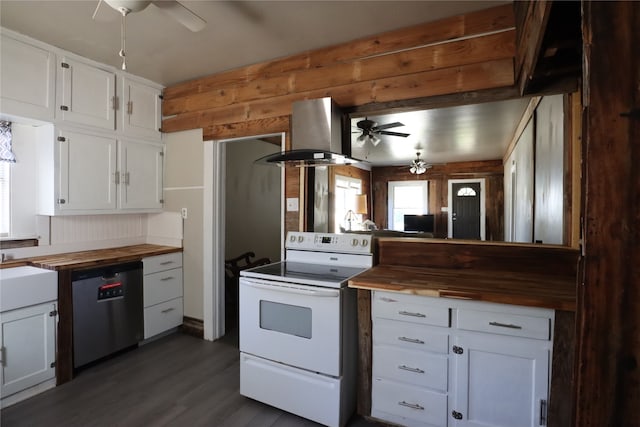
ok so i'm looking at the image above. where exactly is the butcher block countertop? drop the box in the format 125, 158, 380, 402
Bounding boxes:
348, 264, 577, 311
23, 244, 182, 271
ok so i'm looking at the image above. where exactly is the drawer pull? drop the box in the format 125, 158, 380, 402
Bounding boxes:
398, 336, 425, 345
489, 321, 523, 330
161, 307, 175, 314
380, 297, 397, 303
160, 261, 174, 266
398, 401, 424, 411
399, 310, 426, 318
160, 276, 174, 281
399, 365, 425, 374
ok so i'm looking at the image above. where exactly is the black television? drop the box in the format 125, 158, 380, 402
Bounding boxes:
403, 214, 435, 233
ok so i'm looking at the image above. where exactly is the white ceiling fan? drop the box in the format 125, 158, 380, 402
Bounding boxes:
93, 1, 206, 32
92, 0, 206, 71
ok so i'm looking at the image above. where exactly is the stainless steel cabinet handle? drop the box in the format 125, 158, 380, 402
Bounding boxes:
399, 365, 425, 374
398, 336, 425, 344
160, 276, 174, 281
489, 321, 522, 329
399, 310, 426, 318
161, 307, 175, 314
398, 401, 424, 411
159, 261, 174, 265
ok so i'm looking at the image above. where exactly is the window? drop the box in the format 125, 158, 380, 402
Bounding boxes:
388, 181, 429, 231
457, 186, 477, 197
334, 175, 362, 232
0, 162, 9, 236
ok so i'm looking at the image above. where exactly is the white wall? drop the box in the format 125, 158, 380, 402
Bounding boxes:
225, 139, 281, 264
163, 128, 204, 321
504, 118, 534, 243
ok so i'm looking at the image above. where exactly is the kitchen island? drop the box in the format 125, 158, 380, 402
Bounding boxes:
4, 244, 183, 385
349, 237, 578, 427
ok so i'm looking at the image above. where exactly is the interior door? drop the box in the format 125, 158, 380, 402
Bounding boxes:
452, 182, 481, 239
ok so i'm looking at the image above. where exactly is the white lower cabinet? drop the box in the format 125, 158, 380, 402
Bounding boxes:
371, 291, 554, 427
0, 302, 57, 401
142, 253, 183, 339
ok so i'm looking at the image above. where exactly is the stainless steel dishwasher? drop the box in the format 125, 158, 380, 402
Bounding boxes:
72, 261, 143, 368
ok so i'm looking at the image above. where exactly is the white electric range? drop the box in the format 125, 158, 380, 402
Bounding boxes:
239, 231, 373, 427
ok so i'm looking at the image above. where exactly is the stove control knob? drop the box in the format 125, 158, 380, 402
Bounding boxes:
298, 235, 304, 243
352, 238, 359, 246
361, 239, 369, 247
290, 235, 296, 243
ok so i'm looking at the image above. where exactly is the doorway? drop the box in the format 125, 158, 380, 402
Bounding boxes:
203, 133, 285, 341
448, 178, 485, 240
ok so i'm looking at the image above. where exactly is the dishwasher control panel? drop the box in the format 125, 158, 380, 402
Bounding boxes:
97, 281, 124, 300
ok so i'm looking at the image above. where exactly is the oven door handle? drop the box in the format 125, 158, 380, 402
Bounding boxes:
242, 280, 340, 297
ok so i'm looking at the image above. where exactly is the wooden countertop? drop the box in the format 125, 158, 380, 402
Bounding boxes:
348, 264, 577, 311
24, 244, 182, 271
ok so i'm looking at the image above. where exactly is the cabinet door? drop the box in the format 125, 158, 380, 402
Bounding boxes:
0, 302, 57, 398
118, 139, 163, 210
0, 34, 55, 121
57, 57, 116, 130
451, 334, 550, 427
57, 129, 117, 211
121, 78, 162, 140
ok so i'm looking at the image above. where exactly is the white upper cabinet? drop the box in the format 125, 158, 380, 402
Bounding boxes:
118, 139, 163, 210
57, 56, 116, 130
0, 33, 55, 121
46, 127, 118, 214
120, 77, 162, 140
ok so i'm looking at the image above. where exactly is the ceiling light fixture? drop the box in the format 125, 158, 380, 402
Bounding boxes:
356, 132, 381, 147
409, 152, 431, 175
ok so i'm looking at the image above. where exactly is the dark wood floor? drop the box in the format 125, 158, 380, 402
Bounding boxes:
1, 331, 382, 427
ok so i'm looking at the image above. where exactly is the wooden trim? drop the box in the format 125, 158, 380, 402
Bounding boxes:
515, 1, 553, 95
356, 289, 372, 417
549, 310, 576, 427
56, 270, 73, 385
503, 96, 541, 163
568, 91, 582, 249
0, 238, 38, 250
181, 316, 204, 339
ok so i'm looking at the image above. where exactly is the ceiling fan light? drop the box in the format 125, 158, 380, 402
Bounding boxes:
370, 135, 381, 146
105, 0, 151, 13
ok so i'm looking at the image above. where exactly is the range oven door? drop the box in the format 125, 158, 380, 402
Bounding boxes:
239, 277, 343, 377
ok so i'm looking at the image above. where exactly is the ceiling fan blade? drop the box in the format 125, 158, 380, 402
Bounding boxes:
373, 121, 404, 131
92, 0, 103, 20
379, 130, 410, 137
152, 1, 206, 32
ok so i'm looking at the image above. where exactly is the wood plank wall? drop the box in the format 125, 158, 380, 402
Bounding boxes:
371, 160, 504, 239
161, 5, 516, 234
577, 2, 640, 426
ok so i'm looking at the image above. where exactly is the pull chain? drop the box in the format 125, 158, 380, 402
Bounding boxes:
119, 8, 128, 71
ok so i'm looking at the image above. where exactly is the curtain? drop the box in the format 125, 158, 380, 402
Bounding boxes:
0, 121, 16, 163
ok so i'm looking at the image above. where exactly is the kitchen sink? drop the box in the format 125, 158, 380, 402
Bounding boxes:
0, 266, 58, 312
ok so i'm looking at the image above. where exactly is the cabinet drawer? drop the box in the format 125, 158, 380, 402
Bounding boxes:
373, 318, 449, 354
372, 378, 447, 427
373, 291, 450, 327
143, 252, 182, 275
457, 309, 551, 340
143, 267, 183, 307
374, 345, 448, 392
144, 297, 183, 339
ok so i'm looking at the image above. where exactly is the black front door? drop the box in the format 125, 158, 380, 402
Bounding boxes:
452, 182, 481, 239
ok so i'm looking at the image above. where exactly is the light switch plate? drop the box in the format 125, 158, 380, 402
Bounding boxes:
286, 198, 299, 212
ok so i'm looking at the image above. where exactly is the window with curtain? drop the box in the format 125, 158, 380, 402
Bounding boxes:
0, 121, 14, 237
388, 180, 429, 231
334, 175, 362, 233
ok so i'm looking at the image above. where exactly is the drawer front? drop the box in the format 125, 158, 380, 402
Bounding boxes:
373, 292, 450, 327
373, 318, 449, 354
372, 378, 447, 427
143, 252, 183, 275
144, 297, 183, 339
143, 267, 183, 307
374, 345, 448, 392
457, 308, 551, 340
